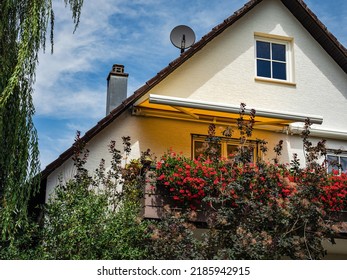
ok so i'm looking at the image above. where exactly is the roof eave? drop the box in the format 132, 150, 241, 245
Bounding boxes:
281, 0, 347, 73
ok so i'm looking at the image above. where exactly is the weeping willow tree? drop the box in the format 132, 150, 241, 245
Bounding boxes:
0, 0, 84, 241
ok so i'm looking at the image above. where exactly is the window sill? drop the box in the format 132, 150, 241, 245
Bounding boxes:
255, 77, 296, 87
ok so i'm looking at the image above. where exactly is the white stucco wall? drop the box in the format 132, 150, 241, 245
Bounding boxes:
46, 0, 347, 199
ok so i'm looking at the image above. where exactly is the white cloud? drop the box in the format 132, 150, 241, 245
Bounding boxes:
35, 85, 105, 119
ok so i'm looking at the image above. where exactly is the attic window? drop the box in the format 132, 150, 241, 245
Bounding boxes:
254, 33, 294, 85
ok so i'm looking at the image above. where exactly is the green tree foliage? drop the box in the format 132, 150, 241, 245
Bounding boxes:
0, 0, 84, 240
39, 133, 148, 259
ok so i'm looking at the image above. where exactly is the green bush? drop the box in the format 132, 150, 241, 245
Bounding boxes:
40, 181, 147, 259
38, 133, 148, 259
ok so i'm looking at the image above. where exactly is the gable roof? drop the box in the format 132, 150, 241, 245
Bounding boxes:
41, 0, 347, 179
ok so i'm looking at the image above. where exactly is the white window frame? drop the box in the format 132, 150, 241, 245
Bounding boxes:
326, 152, 347, 174
254, 32, 295, 85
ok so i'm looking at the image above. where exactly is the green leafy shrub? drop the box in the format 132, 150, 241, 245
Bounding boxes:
39, 133, 149, 260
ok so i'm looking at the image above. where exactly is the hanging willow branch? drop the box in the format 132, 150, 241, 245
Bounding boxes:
0, 0, 84, 240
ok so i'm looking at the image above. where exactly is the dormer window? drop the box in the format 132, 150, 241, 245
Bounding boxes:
254, 33, 295, 85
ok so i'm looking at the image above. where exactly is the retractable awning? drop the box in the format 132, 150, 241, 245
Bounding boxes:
133, 94, 323, 129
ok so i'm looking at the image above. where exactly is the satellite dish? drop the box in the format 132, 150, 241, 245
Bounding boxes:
170, 25, 196, 54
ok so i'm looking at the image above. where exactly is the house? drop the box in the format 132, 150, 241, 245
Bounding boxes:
40, 0, 347, 258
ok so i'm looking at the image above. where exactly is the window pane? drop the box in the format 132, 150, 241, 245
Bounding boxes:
256, 41, 270, 59
194, 141, 205, 159
327, 155, 339, 173
227, 145, 239, 157
272, 43, 286, 61
340, 156, 347, 172
193, 140, 221, 159
257, 60, 271, 78
272, 62, 286, 80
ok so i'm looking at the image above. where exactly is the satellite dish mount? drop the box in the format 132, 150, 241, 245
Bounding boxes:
170, 25, 196, 54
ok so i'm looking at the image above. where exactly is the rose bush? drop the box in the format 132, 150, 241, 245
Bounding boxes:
321, 170, 347, 211
156, 151, 346, 213
153, 149, 347, 259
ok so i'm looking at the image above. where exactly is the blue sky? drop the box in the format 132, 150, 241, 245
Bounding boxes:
33, 0, 347, 169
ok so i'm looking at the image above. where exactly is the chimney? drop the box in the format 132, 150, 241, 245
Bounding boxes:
106, 64, 128, 115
